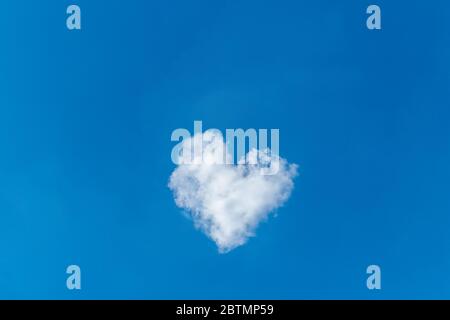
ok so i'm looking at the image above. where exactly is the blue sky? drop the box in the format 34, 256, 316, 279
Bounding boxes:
0, 1, 449, 299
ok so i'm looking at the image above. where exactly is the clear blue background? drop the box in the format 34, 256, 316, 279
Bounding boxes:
0, 1, 449, 299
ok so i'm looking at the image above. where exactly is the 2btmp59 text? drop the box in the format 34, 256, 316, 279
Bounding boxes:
220, 304, 274, 316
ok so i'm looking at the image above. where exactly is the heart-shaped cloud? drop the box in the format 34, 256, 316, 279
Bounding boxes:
168, 131, 298, 253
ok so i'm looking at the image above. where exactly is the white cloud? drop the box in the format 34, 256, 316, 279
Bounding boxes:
168, 131, 298, 253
